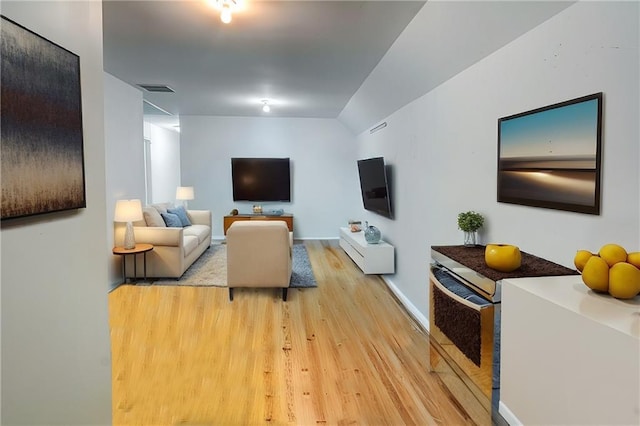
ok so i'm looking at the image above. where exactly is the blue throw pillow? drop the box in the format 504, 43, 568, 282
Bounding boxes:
167, 206, 192, 227
161, 212, 182, 228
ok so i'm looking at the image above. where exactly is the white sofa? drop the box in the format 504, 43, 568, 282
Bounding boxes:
114, 204, 212, 279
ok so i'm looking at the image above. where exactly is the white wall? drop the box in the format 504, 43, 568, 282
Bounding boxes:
0, 1, 112, 424
354, 1, 639, 326
338, 1, 575, 135
104, 75, 181, 286
104, 73, 145, 287
180, 116, 361, 239
144, 122, 181, 204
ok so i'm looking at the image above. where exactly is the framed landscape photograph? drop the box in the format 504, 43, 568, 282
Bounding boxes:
1, 16, 86, 220
497, 92, 603, 215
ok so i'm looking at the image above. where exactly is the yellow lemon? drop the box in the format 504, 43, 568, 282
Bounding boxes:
574, 250, 594, 272
581, 255, 609, 293
626, 252, 640, 269
598, 243, 627, 267
608, 262, 640, 299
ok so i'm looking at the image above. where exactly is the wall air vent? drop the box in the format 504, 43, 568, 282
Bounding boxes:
137, 84, 175, 93
369, 122, 387, 134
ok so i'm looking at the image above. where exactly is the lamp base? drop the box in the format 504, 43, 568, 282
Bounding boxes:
124, 222, 136, 249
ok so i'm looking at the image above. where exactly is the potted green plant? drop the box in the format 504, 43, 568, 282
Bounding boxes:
457, 211, 484, 247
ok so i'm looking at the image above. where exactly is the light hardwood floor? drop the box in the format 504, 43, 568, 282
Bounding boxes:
109, 240, 475, 425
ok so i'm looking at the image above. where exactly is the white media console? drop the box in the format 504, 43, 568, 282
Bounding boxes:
339, 227, 395, 274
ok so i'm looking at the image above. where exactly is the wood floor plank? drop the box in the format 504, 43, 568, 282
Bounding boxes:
109, 240, 476, 425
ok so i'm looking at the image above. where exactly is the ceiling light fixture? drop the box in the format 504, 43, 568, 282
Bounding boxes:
207, 0, 238, 24
220, 2, 232, 23
262, 100, 271, 113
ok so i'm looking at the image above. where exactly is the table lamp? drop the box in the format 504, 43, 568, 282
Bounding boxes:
114, 199, 143, 249
176, 186, 194, 208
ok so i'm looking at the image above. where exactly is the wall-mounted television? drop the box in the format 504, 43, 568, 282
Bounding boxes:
357, 156, 393, 219
231, 157, 291, 202
497, 92, 603, 215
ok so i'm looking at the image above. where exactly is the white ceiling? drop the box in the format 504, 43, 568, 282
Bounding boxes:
102, 1, 574, 131
103, 0, 424, 120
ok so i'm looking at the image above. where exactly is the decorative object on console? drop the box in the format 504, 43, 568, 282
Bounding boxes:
484, 244, 522, 272
114, 199, 143, 249
176, 186, 194, 209
457, 211, 484, 247
252, 204, 262, 213
1, 16, 86, 221
364, 221, 381, 244
348, 220, 361, 232
230, 208, 239, 216
497, 92, 603, 215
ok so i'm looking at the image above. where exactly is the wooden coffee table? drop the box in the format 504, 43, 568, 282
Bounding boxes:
113, 243, 154, 283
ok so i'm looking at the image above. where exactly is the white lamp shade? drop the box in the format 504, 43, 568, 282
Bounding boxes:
176, 186, 195, 201
114, 199, 143, 222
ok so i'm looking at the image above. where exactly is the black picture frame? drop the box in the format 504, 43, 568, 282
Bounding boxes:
1, 15, 86, 220
497, 92, 603, 215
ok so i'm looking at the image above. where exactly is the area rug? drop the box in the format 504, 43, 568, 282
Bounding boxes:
150, 243, 317, 288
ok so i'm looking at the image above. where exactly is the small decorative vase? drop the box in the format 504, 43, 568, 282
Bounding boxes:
364, 221, 381, 244
463, 231, 477, 247
485, 244, 521, 272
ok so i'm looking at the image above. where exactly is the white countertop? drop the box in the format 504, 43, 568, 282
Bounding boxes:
500, 275, 640, 426
503, 275, 640, 339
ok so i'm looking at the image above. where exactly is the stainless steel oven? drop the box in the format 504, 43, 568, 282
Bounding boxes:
429, 245, 577, 425
429, 249, 502, 425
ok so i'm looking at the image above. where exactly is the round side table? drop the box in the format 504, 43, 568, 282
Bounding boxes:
112, 243, 154, 283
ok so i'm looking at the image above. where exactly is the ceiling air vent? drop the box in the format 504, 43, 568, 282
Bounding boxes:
137, 84, 175, 93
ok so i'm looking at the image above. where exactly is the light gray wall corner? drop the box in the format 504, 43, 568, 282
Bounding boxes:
1, 2, 112, 423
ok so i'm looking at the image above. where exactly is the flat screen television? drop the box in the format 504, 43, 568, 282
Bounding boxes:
357, 156, 393, 219
231, 157, 291, 202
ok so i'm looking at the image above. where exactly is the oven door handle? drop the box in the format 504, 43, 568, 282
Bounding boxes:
430, 271, 489, 312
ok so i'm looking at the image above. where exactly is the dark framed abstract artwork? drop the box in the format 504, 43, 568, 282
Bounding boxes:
1, 16, 86, 220
497, 93, 603, 215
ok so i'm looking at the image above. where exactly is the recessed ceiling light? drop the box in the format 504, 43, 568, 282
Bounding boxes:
262, 100, 271, 113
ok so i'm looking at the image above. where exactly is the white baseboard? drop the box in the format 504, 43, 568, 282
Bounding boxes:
213, 236, 340, 242
295, 236, 340, 241
499, 401, 521, 426
380, 276, 430, 333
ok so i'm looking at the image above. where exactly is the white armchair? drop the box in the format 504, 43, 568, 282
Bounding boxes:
226, 220, 292, 301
